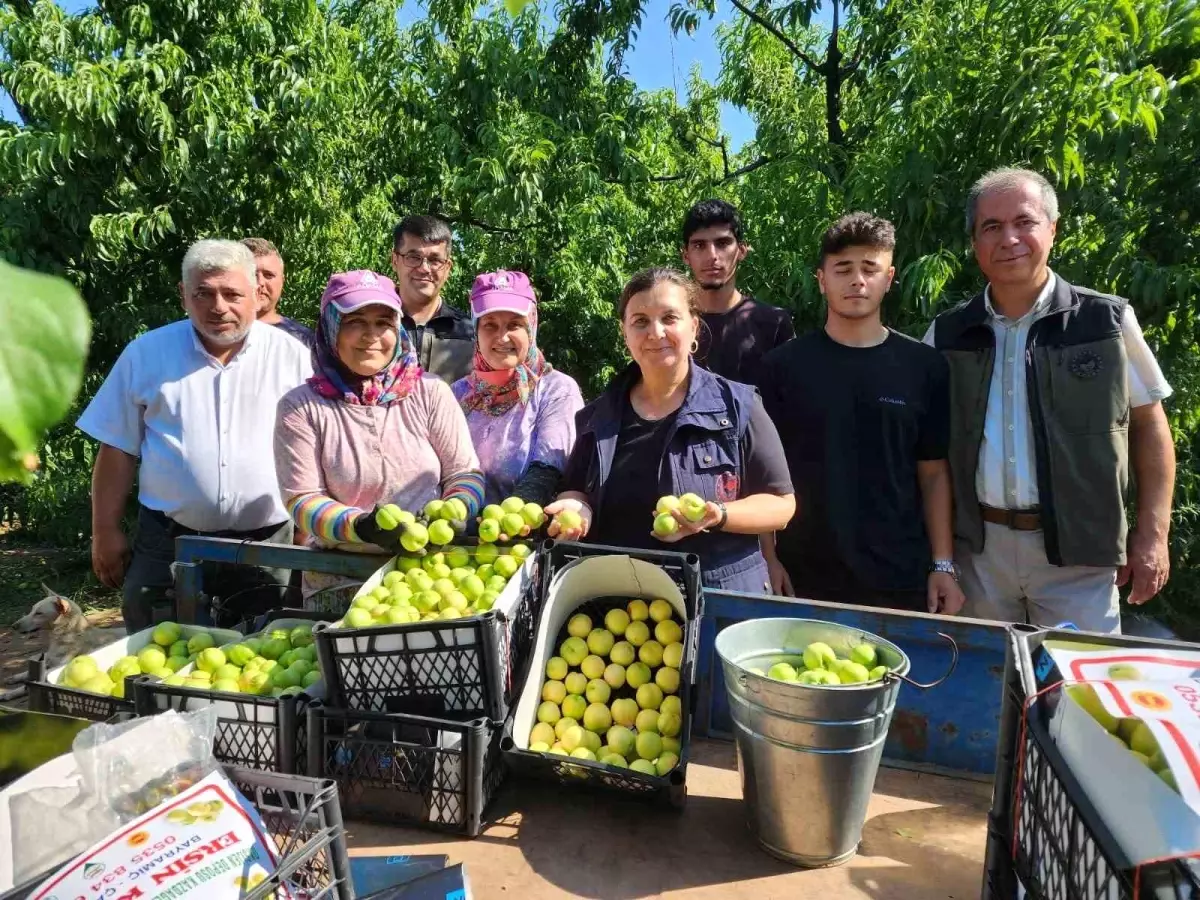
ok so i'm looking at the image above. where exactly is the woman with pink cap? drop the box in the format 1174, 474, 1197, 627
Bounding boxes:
275, 270, 485, 603
451, 270, 584, 507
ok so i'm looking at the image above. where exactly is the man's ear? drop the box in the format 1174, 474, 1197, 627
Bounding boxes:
886, 265, 897, 291
737, 243, 750, 262
815, 267, 827, 296
179, 281, 187, 310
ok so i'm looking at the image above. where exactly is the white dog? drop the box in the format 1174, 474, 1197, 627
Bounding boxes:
10, 584, 126, 672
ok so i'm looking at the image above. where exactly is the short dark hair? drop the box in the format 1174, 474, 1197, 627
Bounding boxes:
617, 267, 700, 321
392, 215, 452, 253
818, 212, 896, 266
682, 199, 745, 244
241, 237, 281, 259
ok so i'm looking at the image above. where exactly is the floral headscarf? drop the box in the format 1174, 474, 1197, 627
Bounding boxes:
308, 299, 422, 406
459, 302, 552, 417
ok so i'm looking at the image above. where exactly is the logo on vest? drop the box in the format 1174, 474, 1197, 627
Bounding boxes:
1068, 349, 1103, 379
716, 471, 739, 502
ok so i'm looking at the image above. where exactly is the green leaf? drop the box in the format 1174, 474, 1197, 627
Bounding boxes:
504, 0, 533, 15
0, 262, 92, 483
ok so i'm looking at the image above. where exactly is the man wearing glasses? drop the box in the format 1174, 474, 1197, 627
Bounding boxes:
389, 215, 475, 384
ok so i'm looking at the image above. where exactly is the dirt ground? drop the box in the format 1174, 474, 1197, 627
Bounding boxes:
0, 533, 122, 697
347, 739, 992, 900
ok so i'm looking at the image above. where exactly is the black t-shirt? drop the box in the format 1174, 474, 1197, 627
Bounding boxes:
696, 296, 795, 386
560, 394, 793, 556
758, 328, 950, 593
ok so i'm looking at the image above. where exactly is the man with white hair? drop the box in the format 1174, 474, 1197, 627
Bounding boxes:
925, 167, 1175, 633
78, 238, 312, 629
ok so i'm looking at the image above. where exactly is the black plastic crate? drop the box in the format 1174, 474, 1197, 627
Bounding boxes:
0, 767, 352, 900
132, 677, 311, 773
313, 560, 539, 722
229, 766, 353, 900
501, 541, 702, 809
307, 703, 503, 837
536, 540, 703, 687
26, 667, 135, 721
983, 625, 1200, 899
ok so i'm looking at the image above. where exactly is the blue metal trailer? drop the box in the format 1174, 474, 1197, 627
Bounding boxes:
170, 536, 1004, 897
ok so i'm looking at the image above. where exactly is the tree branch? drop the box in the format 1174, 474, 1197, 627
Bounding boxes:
720, 153, 786, 182
726, 0, 823, 73
840, 40, 868, 79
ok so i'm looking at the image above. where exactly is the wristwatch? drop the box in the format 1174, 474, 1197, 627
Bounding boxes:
713, 501, 728, 531
930, 559, 959, 581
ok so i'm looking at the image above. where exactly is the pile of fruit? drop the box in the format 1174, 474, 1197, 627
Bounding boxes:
157, 622, 323, 697
374, 498, 470, 552
57, 622, 232, 698
1067, 680, 1179, 792
334, 543, 532, 629
751, 640, 893, 685
651, 493, 708, 537
478, 496, 545, 543
529, 599, 686, 777
372, 495, 545, 551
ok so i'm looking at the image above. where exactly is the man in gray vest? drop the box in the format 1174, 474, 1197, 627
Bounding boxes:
925, 168, 1175, 633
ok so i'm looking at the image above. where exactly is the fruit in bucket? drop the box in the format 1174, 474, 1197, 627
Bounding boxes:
527, 597, 687, 776
759, 640, 896, 686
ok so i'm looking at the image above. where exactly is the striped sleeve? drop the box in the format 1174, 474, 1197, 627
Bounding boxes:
287, 492, 364, 545
441, 470, 485, 519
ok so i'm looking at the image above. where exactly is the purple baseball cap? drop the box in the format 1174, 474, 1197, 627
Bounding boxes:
469, 270, 535, 322
320, 270, 403, 314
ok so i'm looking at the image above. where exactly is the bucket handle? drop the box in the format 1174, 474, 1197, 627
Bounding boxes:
889, 632, 958, 690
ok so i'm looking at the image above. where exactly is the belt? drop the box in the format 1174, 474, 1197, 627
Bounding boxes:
142, 505, 287, 542
980, 504, 1042, 531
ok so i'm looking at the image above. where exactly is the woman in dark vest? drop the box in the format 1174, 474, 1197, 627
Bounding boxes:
547, 267, 796, 592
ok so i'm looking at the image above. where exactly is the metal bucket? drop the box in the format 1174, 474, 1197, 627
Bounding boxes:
716, 617, 933, 867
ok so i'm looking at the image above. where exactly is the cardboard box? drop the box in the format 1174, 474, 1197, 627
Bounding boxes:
1040, 640, 1200, 866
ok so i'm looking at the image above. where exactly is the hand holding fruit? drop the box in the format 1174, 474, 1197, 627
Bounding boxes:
353, 505, 406, 553
545, 497, 592, 541
652, 493, 720, 543
478, 496, 544, 543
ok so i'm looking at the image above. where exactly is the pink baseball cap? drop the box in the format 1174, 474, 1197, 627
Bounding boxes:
321, 270, 403, 314
469, 270, 535, 322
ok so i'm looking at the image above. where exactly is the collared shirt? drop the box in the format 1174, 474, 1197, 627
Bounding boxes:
923, 271, 1172, 508
402, 300, 475, 385
78, 320, 312, 532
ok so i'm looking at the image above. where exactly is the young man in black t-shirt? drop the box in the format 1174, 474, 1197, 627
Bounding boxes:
681, 199, 794, 386
757, 213, 965, 614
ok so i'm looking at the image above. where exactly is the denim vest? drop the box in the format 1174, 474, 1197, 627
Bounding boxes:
577, 362, 770, 592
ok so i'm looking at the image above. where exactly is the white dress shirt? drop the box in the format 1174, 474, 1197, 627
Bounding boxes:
78, 320, 312, 532
924, 271, 1171, 509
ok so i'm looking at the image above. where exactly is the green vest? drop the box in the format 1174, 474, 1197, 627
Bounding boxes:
931, 277, 1130, 567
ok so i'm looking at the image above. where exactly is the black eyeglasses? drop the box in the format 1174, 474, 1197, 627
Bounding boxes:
395, 251, 450, 272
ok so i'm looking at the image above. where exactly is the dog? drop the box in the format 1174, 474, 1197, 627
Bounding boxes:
10, 584, 127, 673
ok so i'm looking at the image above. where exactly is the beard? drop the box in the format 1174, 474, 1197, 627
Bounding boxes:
196, 319, 252, 346
698, 275, 732, 291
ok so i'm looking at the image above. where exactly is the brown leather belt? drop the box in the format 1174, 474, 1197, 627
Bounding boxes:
980, 504, 1042, 531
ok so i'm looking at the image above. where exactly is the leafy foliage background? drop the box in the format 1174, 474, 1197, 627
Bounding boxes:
2, 0, 1197, 630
